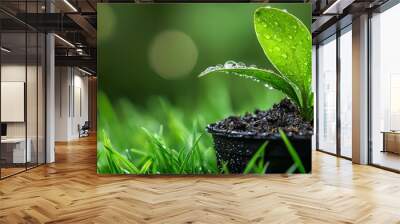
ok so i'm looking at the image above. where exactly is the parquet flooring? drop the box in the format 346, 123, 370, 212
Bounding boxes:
1, 135, 400, 223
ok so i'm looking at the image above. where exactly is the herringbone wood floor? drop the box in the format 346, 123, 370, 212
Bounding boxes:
1, 135, 400, 224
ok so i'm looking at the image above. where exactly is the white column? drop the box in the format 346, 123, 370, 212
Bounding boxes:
352, 14, 369, 164
46, 32, 55, 163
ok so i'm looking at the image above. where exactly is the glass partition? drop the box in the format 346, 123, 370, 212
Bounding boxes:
370, 3, 400, 171
27, 31, 38, 169
339, 26, 352, 158
317, 35, 337, 154
38, 32, 45, 165
1, 31, 28, 177
0, 2, 46, 179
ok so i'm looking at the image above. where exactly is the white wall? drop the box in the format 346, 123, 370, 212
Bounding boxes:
1, 65, 39, 138
55, 67, 89, 141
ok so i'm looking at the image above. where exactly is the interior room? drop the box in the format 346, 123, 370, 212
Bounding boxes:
370, 2, 400, 171
0, 22, 46, 178
1, 0, 400, 223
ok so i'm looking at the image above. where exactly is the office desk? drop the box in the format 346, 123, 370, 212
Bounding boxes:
382, 131, 400, 154
1, 138, 31, 164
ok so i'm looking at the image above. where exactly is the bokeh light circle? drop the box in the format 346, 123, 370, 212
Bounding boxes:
148, 30, 198, 80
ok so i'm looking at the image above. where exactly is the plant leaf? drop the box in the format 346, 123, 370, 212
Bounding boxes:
199, 66, 301, 107
254, 7, 312, 111
243, 141, 268, 174
279, 129, 306, 173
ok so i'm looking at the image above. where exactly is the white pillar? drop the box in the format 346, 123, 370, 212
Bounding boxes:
46, 32, 55, 163
352, 14, 369, 164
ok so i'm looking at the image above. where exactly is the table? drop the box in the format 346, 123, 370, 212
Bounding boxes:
381, 131, 400, 154
1, 138, 31, 164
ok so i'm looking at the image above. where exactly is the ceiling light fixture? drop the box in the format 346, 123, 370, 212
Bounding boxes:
1, 47, 11, 53
78, 67, 93, 76
63, 0, 78, 12
54, 34, 75, 48
322, 0, 354, 15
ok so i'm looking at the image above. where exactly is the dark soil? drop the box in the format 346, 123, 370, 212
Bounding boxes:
208, 98, 313, 138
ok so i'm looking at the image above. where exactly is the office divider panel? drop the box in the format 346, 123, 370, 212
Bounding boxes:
0, 1, 47, 179
27, 31, 38, 169
0, 31, 28, 178
339, 27, 352, 158
370, 3, 400, 171
317, 35, 337, 155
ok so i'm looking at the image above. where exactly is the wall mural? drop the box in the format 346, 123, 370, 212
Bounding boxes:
97, 3, 312, 175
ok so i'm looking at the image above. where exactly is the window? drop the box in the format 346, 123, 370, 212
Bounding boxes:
370, 3, 400, 171
317, 35, 337, 154
339, 27, 352, 158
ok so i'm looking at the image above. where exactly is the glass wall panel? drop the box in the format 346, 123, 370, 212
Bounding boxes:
1, 31, 27, 177
312, 45, 317, 150
371, 4, 400, 171
0, 1, 46, 179
339, 27, 352, 158
317, 35, 337, 154
38, 33, 45, 165
27, 30, 38, 169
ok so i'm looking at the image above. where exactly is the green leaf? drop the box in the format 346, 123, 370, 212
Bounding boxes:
243, 141, 268, 174
139, 159, 152, 174
254, 7, 312, 117
199, 66, 301, 107
221, 161, 230, 174
101, 130, 141, 174
279, 129, 306, 173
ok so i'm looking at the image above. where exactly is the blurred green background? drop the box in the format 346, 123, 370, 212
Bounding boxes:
97, 4, 311, 174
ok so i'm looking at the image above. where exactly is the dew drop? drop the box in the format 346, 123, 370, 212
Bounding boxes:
237, 62, 246, 68
205, 66, 215, 72
224, 60, 236, 69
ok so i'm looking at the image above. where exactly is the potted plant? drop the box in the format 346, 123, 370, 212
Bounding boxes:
199, 7, 313, 173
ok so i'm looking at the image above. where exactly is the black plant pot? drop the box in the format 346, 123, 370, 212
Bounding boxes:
207, 125, 311, 174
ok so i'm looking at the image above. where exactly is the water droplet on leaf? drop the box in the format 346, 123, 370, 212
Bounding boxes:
224, 60, 236, 69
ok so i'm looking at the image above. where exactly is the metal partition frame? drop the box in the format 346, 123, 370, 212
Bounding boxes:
0, 2, 47, 180
315, 24, 353, 161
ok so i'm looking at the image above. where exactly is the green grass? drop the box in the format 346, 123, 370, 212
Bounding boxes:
97, 91, 307, 175
97, 92, 219, 174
